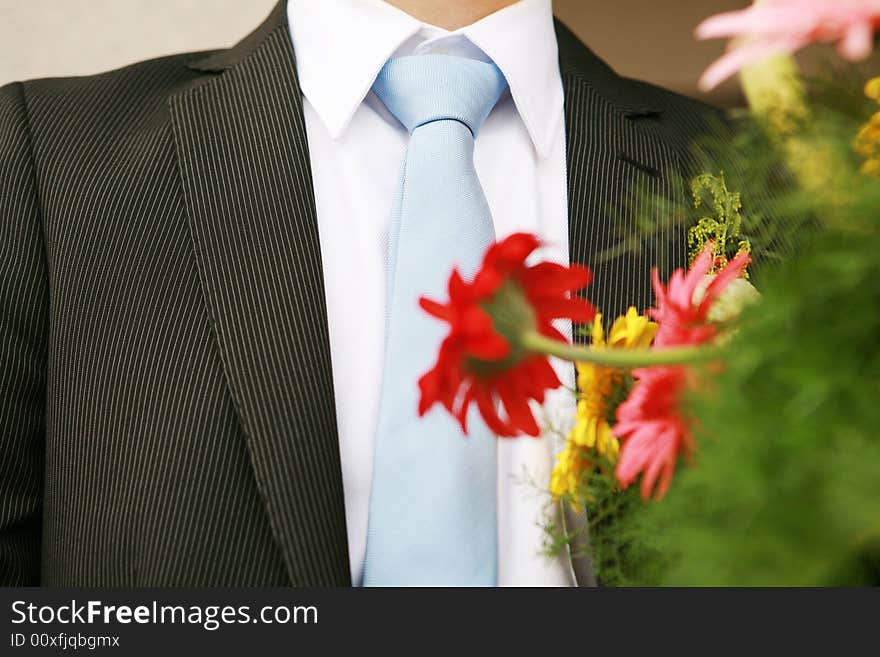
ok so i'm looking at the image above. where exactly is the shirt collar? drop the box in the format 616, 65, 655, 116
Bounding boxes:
287, 0, 564, 159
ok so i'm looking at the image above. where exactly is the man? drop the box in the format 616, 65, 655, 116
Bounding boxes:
0, 0, 721, 586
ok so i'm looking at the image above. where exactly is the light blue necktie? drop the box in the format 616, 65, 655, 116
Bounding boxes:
362, 55, 509, 586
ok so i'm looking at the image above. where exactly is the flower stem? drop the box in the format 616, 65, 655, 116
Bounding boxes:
520, 331, 716, 368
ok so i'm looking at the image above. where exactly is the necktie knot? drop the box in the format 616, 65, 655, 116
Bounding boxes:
373, 55, 508, 137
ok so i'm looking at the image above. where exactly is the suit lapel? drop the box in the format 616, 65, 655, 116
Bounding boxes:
555, 19, 684, 587
556, 20, 683, 324
168, 3, 350, 585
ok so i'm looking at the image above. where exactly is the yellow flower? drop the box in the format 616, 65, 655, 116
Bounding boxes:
550, 308, 658, 507
854, 77, 880, 178
865, 77, 880, 101
550, 441, 594, 504
604, 306, 659, 351
861, 158, 880, 178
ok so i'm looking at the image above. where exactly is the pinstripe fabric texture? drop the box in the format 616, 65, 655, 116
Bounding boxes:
0, 1, 725, 587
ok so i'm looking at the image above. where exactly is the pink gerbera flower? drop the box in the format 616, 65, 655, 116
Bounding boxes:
613, 244, 750, 499
614, 366, 693, 500
651, 246, 752, 349
696, 0, 880, 90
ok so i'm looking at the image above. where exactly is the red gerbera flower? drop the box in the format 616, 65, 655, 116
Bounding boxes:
614, 243, 750, 499
418, 233, 596, 437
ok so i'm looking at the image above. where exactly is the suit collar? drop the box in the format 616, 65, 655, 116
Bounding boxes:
555, 18, 666, 119
187, 0, 288, 73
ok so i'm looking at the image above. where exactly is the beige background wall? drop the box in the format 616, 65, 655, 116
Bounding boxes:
0, 0, 749, 105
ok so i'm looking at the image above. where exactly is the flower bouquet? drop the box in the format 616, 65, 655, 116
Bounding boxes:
417, 0, 880, 586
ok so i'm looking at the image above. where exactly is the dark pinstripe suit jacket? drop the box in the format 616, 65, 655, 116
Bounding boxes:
0, 1, 722, 586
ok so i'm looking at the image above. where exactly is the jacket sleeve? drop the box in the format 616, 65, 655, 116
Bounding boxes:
0, 82, 48, 585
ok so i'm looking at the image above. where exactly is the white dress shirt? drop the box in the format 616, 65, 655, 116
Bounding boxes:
287, 0, 576, 586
